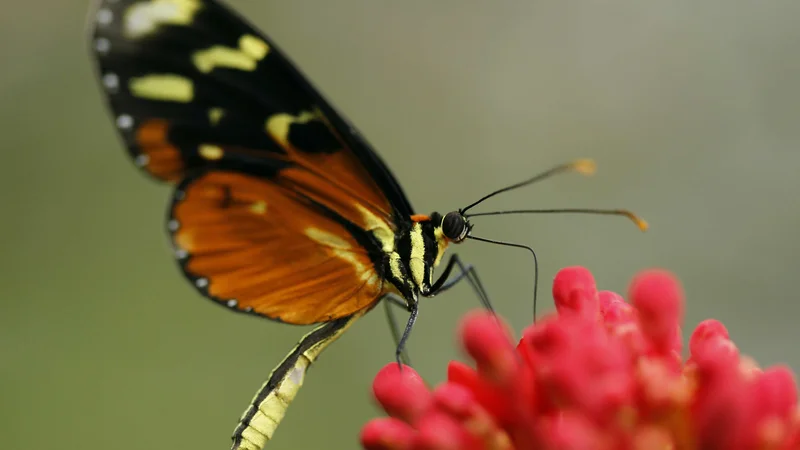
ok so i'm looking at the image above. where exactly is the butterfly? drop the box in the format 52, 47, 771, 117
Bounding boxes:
88, 0, 647, 448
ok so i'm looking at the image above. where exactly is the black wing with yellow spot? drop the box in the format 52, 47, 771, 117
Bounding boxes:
90, 0, 412, 217
89, 0, 415, 323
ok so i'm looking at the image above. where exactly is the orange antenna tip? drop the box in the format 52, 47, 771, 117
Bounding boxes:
620, 210, 648, 231
572, 159, 596, 176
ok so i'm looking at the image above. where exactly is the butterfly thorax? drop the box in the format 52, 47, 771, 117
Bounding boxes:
382, 212, 451, 303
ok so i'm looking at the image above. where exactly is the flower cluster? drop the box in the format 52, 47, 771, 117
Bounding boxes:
360, 267, 800, 450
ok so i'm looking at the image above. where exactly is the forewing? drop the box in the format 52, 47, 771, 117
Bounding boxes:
89, 0, 414, 217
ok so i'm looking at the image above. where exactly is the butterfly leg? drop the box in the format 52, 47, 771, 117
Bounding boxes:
427, 254, 495, 314
383, 294, 413, 366
392, 255, 497, 365
394, 301, 419, 366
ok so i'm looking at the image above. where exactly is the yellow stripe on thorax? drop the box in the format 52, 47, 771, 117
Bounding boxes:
433, 226, 449, 267
409, 222, 427, 289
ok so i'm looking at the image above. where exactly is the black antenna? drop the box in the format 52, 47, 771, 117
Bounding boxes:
460, 159, 648, 321
467, 235, 540, 320
460, 159, 596, 214
466, 208, 649, 231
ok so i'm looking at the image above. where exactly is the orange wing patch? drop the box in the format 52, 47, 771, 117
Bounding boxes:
265, 109, 394, 219
171, 171, 386, 324
135, 119, 184, 182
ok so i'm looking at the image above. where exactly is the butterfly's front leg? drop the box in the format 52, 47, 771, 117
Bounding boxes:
425, 254, 494, 313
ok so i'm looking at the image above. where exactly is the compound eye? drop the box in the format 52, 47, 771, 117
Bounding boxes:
442, 211, 467, 242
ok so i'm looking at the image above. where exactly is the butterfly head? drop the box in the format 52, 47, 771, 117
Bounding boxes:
440, 210, 471, 243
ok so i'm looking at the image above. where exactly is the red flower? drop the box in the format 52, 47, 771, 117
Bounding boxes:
360, 267, 800, 450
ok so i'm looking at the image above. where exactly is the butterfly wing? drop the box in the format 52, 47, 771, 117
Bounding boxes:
170, 171, 387, 324
90, 0, 412, 218
89, 0, 412, 322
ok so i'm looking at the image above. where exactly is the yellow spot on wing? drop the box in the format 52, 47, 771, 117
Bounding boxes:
239, 35, 270, 59
356, 205, 395, 253
249, 201, 267, 215
208, 108, 224, 124
304, 228, 377, 286
265, 111, 318, 148
193, 47, 254, 73
129, 74, 193, 102
123, 0, 202, 39
305, 227, 351, 249
192, 35, 270, 73
198, 144, 223, 160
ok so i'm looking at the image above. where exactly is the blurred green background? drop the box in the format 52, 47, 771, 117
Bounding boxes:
2, 0, 799, 448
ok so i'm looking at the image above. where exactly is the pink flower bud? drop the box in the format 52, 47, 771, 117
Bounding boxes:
552, 266, 599, 319
372, 363, 431, 424
629, 270, 684, 356
459, 311, 518, 385
360, 418, 414, 450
